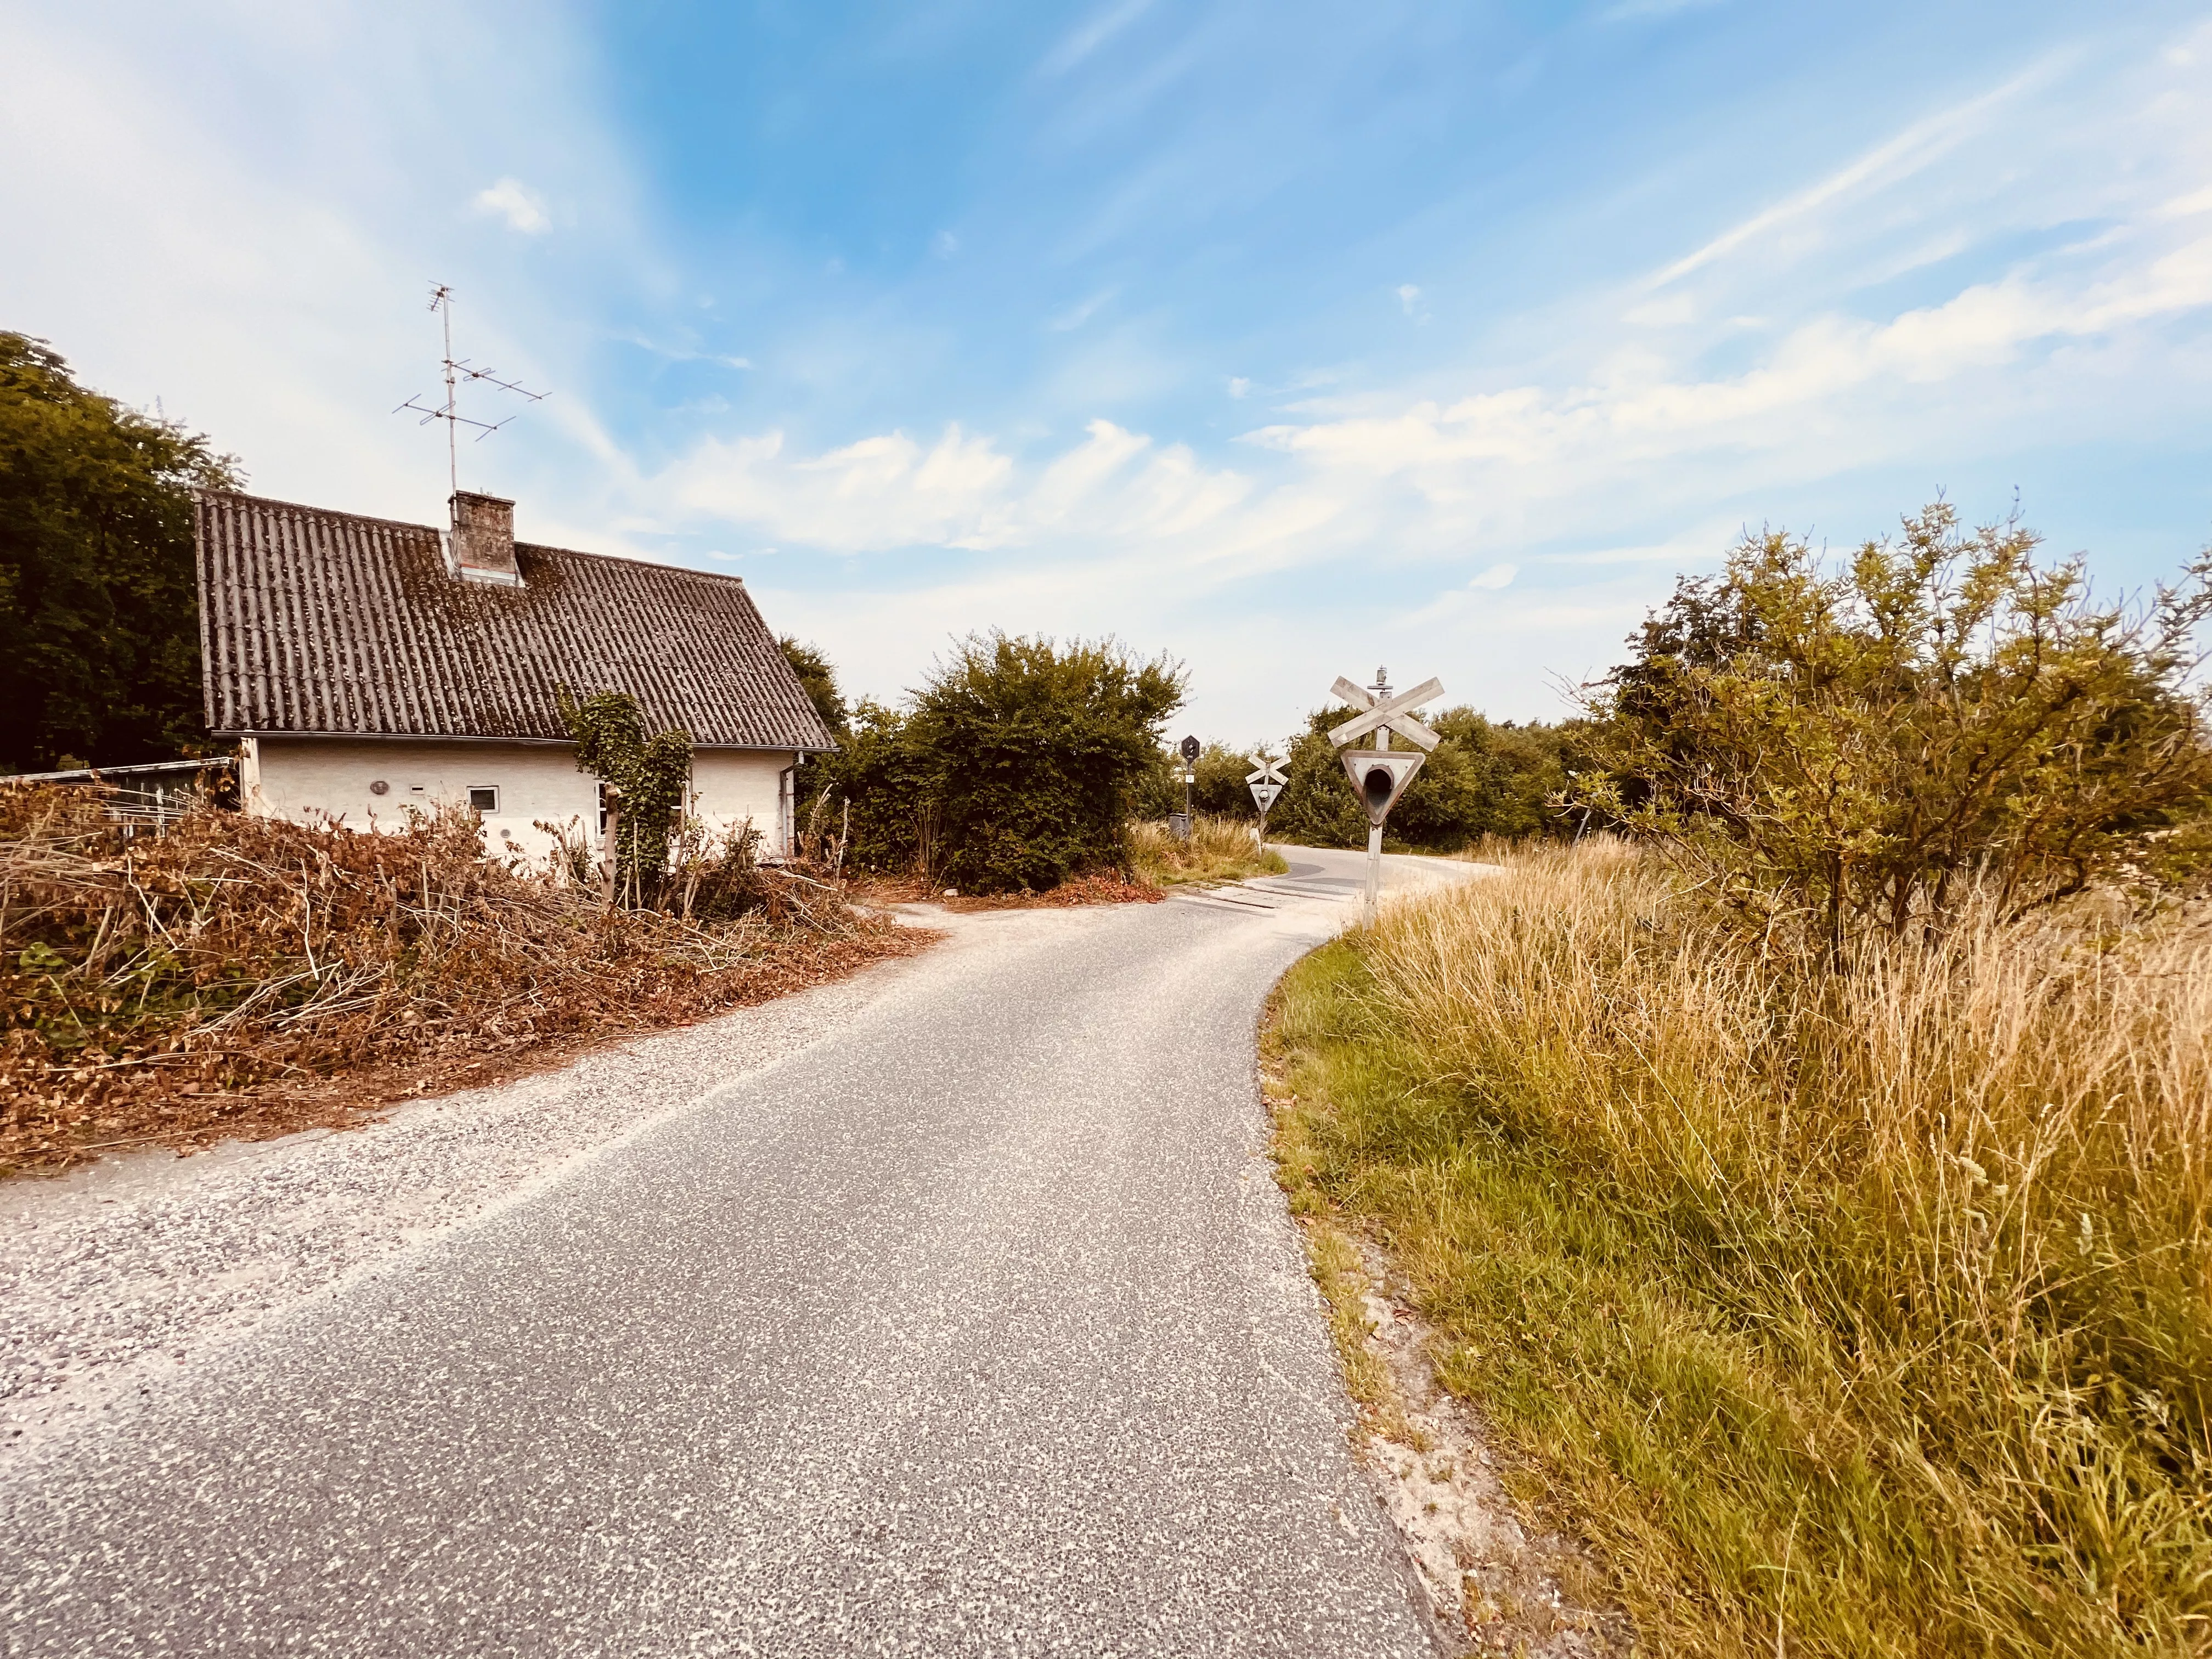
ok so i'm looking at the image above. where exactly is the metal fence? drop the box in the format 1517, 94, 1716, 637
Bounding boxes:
0, 758, 239, 837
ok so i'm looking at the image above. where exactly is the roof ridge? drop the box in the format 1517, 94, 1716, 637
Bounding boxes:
198, 488, 751, 590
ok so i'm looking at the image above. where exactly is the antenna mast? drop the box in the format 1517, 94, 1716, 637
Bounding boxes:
396, 283, 545, 495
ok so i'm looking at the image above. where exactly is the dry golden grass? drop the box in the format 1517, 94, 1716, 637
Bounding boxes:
1270, 839, 2212, 1656
1126, 815, 1289, 886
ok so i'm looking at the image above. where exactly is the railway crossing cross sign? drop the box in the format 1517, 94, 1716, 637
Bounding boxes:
1245, 755, 1286, 846
1328, 667, 1442, 926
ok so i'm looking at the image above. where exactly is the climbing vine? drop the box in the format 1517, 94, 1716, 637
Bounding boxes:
555, 687, 693, 902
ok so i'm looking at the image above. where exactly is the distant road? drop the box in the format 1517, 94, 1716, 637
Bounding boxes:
3, 848, 1473, 1657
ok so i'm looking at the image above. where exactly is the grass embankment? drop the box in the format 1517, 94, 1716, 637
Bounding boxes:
1269, 839, 2212, 1656
1, 786, 927, 1173
1127, 815, 1288, 886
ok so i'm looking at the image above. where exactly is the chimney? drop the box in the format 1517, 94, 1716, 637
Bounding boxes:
450, 491, 521, 584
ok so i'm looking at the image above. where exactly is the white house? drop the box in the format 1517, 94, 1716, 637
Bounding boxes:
195, 489, 838, 861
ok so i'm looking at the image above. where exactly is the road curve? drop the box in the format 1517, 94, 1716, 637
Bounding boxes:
3, 849, 1472, 1657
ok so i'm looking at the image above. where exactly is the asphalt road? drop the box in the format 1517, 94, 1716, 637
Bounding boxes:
3, 848, 1472, 1658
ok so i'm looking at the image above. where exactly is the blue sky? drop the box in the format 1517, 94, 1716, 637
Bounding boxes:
5, 1, 2212, 742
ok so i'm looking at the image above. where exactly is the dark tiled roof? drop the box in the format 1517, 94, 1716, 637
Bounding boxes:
195, 492, 838, 751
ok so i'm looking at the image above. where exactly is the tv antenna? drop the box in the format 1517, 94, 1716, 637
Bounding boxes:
395, 283, 546, 495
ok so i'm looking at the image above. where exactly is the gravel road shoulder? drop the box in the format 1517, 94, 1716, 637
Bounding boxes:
1, 913, 966, 1465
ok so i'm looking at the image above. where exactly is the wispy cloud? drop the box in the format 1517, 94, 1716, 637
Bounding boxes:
1600, 0, 1725, 21
1039, 0, 1155, 76
617, 332, 751, 370
471, 177, 550, 235
1643, 60, 2059, 289
1047, 288, 1119, 331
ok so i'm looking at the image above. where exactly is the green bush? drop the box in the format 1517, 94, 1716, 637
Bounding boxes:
1575, 501, 2212, 949
822, 633, 1185, 893
555, 688, 691, 896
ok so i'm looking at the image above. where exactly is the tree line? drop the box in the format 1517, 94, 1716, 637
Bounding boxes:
13, 326, 2211, 930
1, 332, 237, 775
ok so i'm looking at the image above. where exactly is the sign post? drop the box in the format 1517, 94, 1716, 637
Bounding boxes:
1327, 667, 1442, 927
1246, 755, 1285, 851
1171, 734, 1201, 841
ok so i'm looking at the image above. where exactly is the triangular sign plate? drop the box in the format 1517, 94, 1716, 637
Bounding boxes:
1339, 749, 1426, 827
1249, 781, 1282, 811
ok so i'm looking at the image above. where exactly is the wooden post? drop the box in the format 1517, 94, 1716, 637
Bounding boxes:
602, 792, 621, 912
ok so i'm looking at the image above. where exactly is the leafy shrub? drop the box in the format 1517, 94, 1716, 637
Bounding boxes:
1575, 502, 2212, 949
555, 687, 692, 897
822, 633, 1184, 894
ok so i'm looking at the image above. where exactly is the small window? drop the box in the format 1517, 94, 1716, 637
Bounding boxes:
467, 786, 499, 815
597, 781, 610, 833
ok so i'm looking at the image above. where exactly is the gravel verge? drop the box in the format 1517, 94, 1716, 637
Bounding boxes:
1, 923, 946, 1467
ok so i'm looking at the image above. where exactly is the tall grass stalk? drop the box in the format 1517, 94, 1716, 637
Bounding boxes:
1271, 839, 2212, 1655
1126, 816, 1287, 886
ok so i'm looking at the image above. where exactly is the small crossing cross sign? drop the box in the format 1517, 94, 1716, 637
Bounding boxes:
1245, 755, 1286, 814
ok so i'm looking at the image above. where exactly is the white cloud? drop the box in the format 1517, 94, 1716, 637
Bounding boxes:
658, 417, 1269, 558
471, 177, 550, 235
10, 2, 2212, 742
1248, 236, 2212, 501
932, 229, 960, 258
618, 331, 753, 370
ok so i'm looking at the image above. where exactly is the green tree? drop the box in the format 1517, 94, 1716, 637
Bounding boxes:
1192, 741, 1261, 817
1132, 740, 1266, 822
827, 698, 942, 875
1575, 501, 2212, 949
777, 635, 848, 737
0, 332, 240, 774
1267, 709, 1369, 848
780, 635, 848, 831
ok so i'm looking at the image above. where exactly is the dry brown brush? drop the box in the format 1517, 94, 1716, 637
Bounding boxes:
1, 785, 926, 1172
